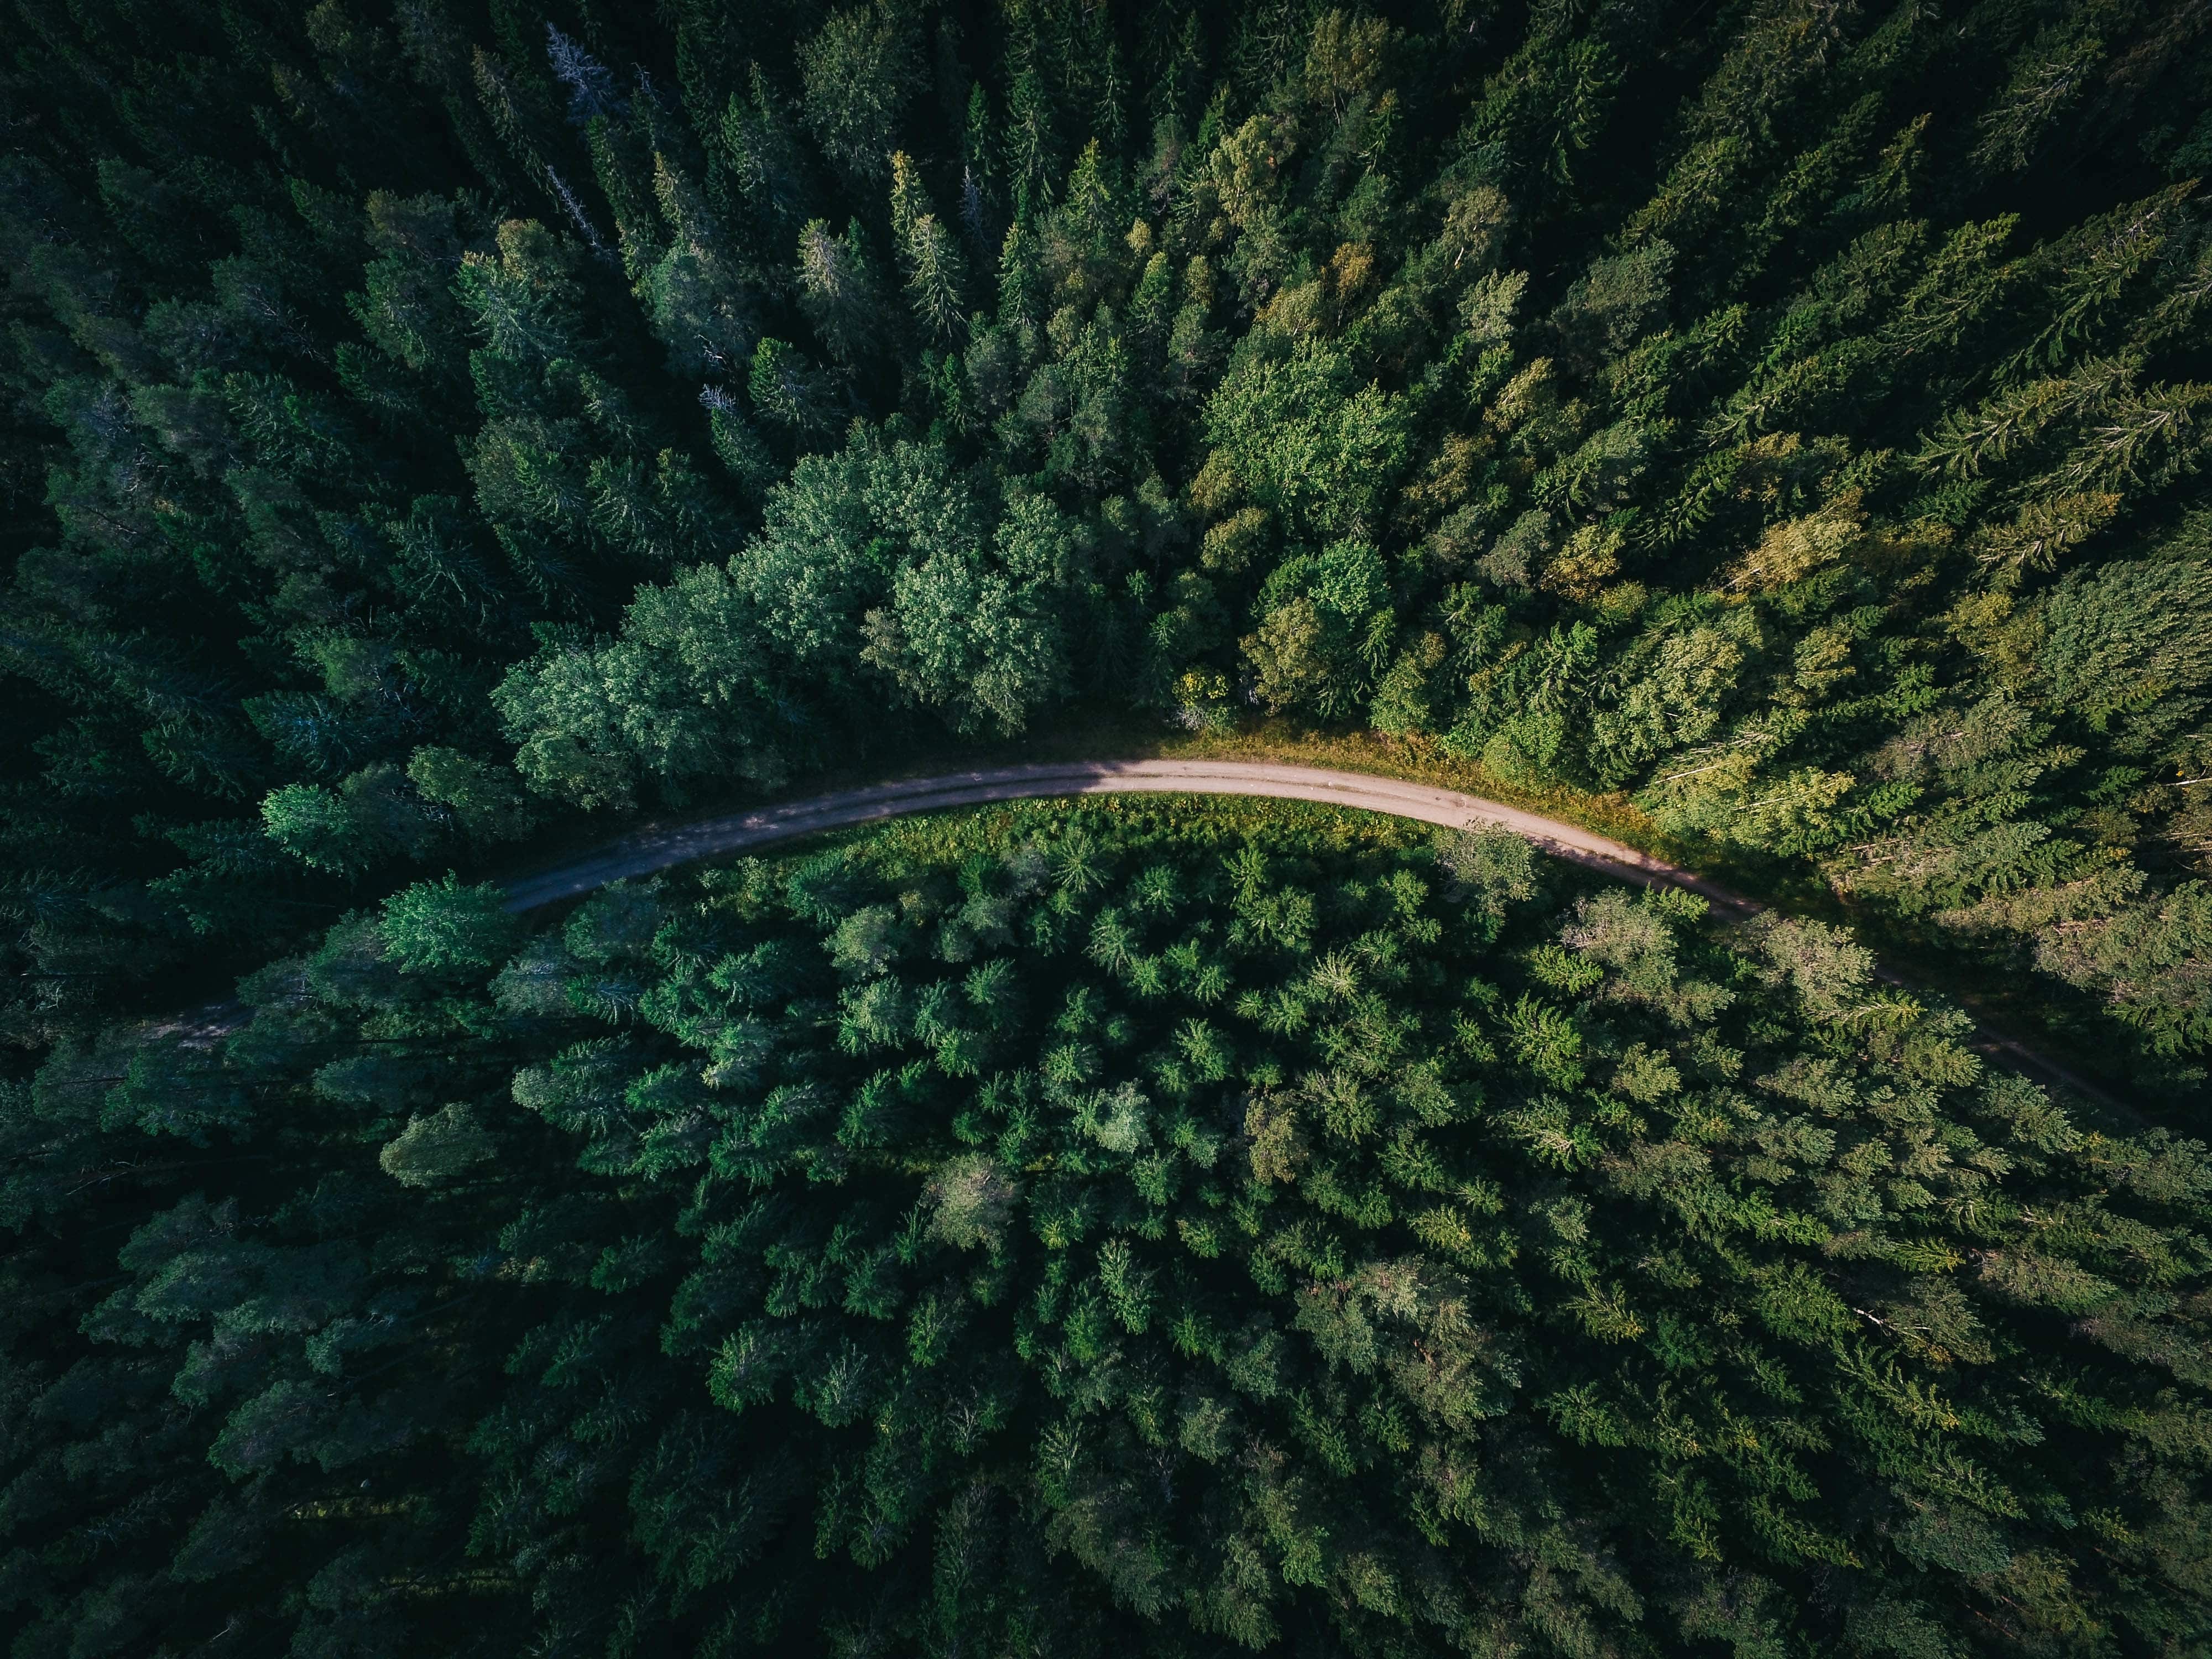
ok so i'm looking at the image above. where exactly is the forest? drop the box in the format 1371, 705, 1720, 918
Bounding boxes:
3, 0, 2211, 1651
9, 796, 2212, 1653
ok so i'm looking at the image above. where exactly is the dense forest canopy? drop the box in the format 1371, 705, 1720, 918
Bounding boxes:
1, 0, 2210, 1086
7, 0, 2212, 1653
7, 796, 2212, 1653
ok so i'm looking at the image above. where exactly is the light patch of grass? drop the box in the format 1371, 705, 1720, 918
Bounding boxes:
754, 792, 1439, 875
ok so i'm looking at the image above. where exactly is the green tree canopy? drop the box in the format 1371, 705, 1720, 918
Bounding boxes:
6, 799, 2210, 1652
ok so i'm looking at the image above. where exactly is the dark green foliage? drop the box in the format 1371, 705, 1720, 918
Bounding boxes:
4, 0, 2211, 1072
5, 6, 2212, 1644
5, 799, 2210, 1652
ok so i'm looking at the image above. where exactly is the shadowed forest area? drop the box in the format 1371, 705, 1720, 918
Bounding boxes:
4, 0, 2212, 1652
3, 0, 2211, 1085
13, 796, 2212, 1654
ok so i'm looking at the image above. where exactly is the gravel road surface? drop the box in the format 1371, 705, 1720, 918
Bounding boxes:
495, 758, 2120, 1113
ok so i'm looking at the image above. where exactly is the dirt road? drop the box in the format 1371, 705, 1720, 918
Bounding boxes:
496, 758, 2119, 1113
500, 759, 1752, 912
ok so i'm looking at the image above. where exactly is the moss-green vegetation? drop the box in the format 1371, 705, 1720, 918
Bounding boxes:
7, 2, 2212, 1649
7, 801, 2209, 1651
4, 0, 2211, 1092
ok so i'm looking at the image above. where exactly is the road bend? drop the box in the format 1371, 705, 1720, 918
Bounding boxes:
497, 759, 2124, 1115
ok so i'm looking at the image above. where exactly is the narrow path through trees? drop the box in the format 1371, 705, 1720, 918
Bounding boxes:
498, 759, 2126, 1114
500, 760, 1739, 910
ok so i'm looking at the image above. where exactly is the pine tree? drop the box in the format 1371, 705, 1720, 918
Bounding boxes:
3, 10, 2212, 1641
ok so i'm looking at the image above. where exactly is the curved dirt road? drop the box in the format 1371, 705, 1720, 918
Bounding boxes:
501, 760, 1751, 913
498, 758, 2119, 1113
